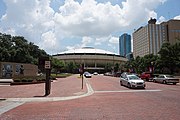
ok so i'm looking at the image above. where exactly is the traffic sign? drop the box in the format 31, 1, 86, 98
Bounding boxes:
45, 61, 51, 69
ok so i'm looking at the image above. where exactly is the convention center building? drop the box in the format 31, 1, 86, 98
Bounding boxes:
53, 47, 128, 73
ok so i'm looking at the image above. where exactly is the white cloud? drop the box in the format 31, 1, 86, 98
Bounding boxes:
0, 0, 167, 54
95, 36, 110, 45
81, 36, 93, 47
54, 0, 166, 37
157, 16, 166, 24
174, 15, 180, 20
109, 36, 119, 44
0, 0, 55, 44
107, 43, 116, 52
65, 36, 93, 50
40, 31, 58, 54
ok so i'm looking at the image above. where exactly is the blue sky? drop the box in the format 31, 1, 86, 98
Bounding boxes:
0, 0, 180, 55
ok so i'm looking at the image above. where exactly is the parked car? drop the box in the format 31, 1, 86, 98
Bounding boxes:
139, 72, 152, 81
120, 74, 146, 89
84, 72, 92, 78
153, 75, 179, 85
104, 72, 113, 76
93, 72, 98, 75
114, 72, 121, 77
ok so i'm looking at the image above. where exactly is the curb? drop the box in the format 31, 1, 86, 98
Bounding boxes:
1, 78, 94, 102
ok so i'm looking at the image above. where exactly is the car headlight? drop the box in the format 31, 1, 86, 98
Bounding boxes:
131, 82, 136, 84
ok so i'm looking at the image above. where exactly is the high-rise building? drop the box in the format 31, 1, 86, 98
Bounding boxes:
119, 33, 131, 57
133, 18, 180, 57
161, 20, 180, 45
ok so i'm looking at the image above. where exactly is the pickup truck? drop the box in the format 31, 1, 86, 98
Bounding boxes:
139, 72, 152, 81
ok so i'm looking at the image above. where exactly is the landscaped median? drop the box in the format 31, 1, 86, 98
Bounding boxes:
51, 73, 72, 78
12, 75, 46, 85
11, 73, 72, 85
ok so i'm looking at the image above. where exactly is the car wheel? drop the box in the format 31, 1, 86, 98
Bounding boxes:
163, 80, 167, 84
127, 83, 131, 88
173, 83, 177, 85
120, 81, 123, 86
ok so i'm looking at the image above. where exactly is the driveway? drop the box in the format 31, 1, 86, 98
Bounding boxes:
0, 75, 180, 120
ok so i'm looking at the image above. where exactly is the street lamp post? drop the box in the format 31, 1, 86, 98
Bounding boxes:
150, 61, 154, 74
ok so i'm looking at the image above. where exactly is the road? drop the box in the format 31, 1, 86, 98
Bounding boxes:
0, 75, 180, 120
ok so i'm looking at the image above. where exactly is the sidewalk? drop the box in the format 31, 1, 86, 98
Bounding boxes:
0, 75, 93, 115
0, 74, 88, 100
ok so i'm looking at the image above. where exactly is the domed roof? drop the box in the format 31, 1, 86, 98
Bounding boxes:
59, 47, 117, 55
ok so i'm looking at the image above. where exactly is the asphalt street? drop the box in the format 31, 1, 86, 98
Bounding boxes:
0, 74, 180, 120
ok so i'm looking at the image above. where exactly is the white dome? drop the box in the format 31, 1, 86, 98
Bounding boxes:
59, 47, 117, 55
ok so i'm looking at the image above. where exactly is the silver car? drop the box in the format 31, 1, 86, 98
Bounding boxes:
153, 75, 179, 85
120, 74, 146, 89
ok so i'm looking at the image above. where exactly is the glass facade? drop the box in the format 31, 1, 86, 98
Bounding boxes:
119, 33, 131, 57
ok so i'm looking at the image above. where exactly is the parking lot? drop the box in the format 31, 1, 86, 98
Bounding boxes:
0, 74, 180, 120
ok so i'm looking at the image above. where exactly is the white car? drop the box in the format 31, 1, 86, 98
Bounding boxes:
93, 72, 98, 75
120, 74, 146, 89
84, 72, 92, 78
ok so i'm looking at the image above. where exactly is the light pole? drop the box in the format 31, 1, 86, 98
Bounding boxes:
150, 61, 154, 74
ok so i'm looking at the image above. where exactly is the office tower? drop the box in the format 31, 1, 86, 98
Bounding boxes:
119, 33, 131, 57
133, 18, 180, 57
161, 20, 180, 45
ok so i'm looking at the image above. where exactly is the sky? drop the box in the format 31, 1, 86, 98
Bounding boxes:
0, 0, 180, 55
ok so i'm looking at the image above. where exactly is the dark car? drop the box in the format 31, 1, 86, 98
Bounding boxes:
114, 72, 121, 77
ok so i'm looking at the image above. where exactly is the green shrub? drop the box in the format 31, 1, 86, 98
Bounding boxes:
51, 73, 72, 78
13, 75, 46, 83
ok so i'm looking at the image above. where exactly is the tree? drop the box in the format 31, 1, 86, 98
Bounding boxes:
114, 63, 120, 73
0, 33, 13, 61
51, 58, 65, 74
124, 54, 159, 74
158, 42, 180, 74
65, 62, 78, 73
104, 63, 112, 72
130, 56, 144, 73
0, 32, 48, 64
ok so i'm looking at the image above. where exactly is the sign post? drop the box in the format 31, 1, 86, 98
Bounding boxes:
38, 57, 51, 96
82, 73, 84, 89
45, 60, 51, 96
79, 64, 84, 89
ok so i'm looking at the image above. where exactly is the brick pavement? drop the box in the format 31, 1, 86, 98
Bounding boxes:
1, 87, 180, 120
0, 74, 87, 98
0, 75, 180, 120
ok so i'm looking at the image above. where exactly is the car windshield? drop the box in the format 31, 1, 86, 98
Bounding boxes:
165, 75, 174, 78
128, 75, 140, 80
84, 72, 90, 74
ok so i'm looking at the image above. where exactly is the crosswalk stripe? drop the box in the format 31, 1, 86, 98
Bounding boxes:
95, 89, 162, 93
